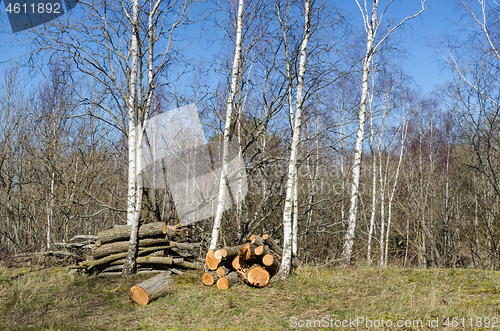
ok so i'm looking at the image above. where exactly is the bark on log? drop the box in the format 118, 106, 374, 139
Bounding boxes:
109, 256, 202, 270
220, 246, 240, 260
169, 248, 194, 258
216, 271, 240, 290
170, 242, 201, 250
82, 246, 172, 270
205, 249, 221, 270
91, 238, 170, 259
245, 265, 270, 287
262, 234, 282, 257
262, 234, 299, 268
130, 271, 175, 305
249, 234, 264, 246
97, 222, 164, 245
202, 271, 218, 286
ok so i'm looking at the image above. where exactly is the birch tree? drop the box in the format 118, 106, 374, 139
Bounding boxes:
340, 0, 426, 266
209, 0, 245, 249
382, 119, 407, 267
278, 0, 311, 279
27, 0, 194, 275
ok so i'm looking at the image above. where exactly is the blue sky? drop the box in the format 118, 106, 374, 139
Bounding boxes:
336, 0, 459, 95
0, 0, 462, 95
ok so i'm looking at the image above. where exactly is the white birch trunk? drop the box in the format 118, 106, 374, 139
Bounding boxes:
292, 173, 299, 255
379, 152, 386, 266
384, 122, 407, 267
122, 0, 140, 276
278, 0, 311, 279
209, 0, 245, 250
340, 0, 376, 266
367, 108, 376, 262
46, 173, 55, 250
341, 0, 426, 267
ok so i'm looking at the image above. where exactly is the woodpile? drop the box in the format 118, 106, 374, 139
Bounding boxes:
202, 234, 294, 289
77, 222, 204, 275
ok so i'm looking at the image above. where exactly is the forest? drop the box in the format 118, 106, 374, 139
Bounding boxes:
0, 0, 499, 276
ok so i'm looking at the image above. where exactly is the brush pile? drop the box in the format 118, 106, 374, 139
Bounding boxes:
77, 222, 203, 275
202, 234, 297, 289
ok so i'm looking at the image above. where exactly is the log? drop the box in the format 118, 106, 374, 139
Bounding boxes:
97, 222, 164, 245
202, 271, 218, 286
254, 245, 271, 256
54, 242, 86, 249
262, 234, 282, 257
100, 269, 166, 277
170, 242, 201, 250
216, 265, 231, 278
108, 256, 203, 270
169, 248, 194, 258
220, 246, 240, 260
82, 245, 172, 270
262, 233, 300, 268
231, 255, 248, 271
238, 243, 261, 263
262, 253, 280, 276
216, 272, 240, 290
249, 234, 264, 246
205, 249, 221, 270
91, 238, 170, 259
130, 271, 175, 305
245, 265, 270, 287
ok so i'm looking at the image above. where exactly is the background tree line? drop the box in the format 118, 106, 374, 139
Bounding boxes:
0, 0, 499, 271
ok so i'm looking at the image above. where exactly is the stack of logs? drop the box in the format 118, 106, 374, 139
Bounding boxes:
202, 234, 297, 289
78, 222, 203, 275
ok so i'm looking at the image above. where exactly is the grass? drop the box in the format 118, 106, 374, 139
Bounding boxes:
1, 265, 500, 330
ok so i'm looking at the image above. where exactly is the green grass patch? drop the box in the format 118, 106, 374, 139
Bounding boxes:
0, 265, 499, 330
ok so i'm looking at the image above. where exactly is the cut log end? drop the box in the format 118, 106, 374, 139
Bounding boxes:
216, 277, 230, 290
130, 285, 149, 305
255, 245, 265, 256
205, 249, 221, 270
214, 250, 223, 261
246, 265, 270, 287
216, 266, 228, 278
202, 271, 217, 286
262, 254, 274, 266
216, 272, 240, 290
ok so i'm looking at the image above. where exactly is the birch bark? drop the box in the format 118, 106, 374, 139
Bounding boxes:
122, 0, 141, 276
278, 0, 311, 279
340, 0, 426, 266
209, 0, 245, 250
